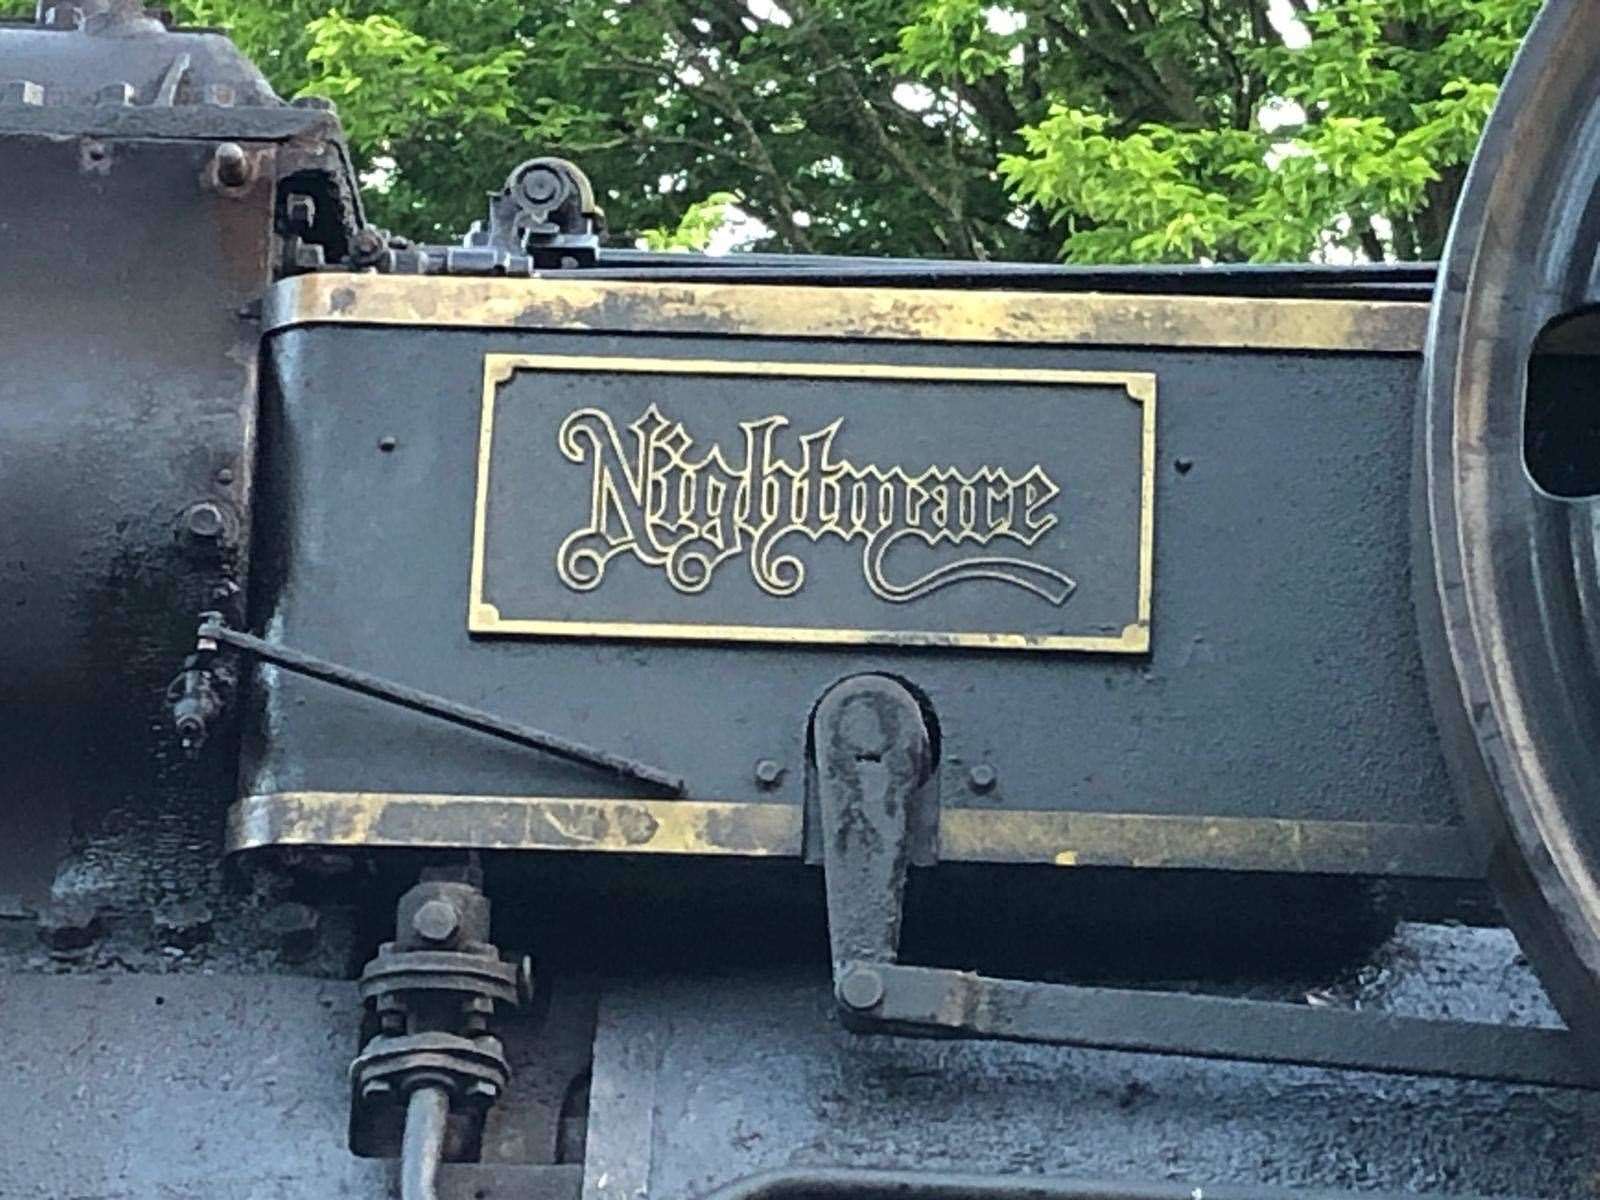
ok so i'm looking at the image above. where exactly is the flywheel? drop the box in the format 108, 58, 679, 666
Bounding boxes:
1423, 0, 1600, 1050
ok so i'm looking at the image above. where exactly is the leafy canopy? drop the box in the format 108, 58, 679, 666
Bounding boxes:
7, 0, 1539, 261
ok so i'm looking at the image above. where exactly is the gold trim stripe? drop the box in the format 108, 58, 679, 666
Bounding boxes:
471, 354, 1154, 653
228, 791, 1481, 879
262, 275, 1427, 354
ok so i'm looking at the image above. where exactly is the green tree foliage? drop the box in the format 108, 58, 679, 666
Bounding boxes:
7, 0, 1539, 261
974, 0, 1539, 261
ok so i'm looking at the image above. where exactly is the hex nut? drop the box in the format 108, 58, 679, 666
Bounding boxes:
411, 898, 460, 944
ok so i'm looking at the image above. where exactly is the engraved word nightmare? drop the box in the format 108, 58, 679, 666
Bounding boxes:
555, 405, 1076, 605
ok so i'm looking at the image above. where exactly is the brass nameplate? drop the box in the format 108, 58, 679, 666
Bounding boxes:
470, 354, 1154, 652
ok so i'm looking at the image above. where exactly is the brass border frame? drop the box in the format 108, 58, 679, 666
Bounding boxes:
470, 354, 1155, 652
261, 274, 1428, 354
227, 791, 1481, 879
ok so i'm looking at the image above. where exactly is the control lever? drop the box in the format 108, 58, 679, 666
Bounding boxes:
181, 614, 684, 794
812, 674, 1600, 1090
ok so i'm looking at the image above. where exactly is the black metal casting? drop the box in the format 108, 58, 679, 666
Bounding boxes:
811, 675, 1600, 1090
350, 865, 529, 1183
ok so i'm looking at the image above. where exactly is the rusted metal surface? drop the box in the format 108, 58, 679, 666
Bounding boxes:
264, 273, 1429, 352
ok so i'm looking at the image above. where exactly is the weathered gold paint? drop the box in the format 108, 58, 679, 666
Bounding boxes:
228, 792, 801, 857
263, 274, 1427, 354
937, 808, 1479, 877
229, 791, 1480, 878
472, 354, 1155, 653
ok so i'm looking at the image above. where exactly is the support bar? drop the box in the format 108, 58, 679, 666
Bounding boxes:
837, 961, 1600, 1090
197, 620, 684, 795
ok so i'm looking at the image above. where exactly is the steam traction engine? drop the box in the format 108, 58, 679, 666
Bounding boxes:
6, 3, 1600, 1198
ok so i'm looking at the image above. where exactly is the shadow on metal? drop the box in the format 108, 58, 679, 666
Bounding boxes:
698, 1169, 1475, 1200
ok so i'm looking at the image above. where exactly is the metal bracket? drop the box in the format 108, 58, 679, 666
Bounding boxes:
811, 674, 1600, 1089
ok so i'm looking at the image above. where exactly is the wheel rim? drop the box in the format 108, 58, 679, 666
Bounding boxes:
1424, 0, 1600, 1042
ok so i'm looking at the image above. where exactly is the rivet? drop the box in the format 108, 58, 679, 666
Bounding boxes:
215, 466, 234, 485
754, 758, 784, 787
968, 764, 997, 793
837, 966, 885, 1012
378, 435, 398, 453
183, 501, 226, 540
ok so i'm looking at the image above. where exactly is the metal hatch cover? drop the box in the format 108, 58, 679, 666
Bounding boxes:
468, 354, 1154, 653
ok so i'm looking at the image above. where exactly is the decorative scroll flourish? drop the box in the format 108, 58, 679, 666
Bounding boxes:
555, 405, 1075, 605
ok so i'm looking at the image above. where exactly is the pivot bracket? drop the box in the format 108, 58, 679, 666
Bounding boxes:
810, 674, 1600, 1090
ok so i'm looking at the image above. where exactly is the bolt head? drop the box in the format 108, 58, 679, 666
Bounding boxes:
520, 167, 562, 205
754, 759, 784, 787
968, 764, 997, 793
837, 966, 886, 1012
213, 142, 251, 189
411, 898, 460, 944
184, 502, 226, 540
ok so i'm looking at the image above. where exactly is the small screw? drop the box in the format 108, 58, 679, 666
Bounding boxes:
215, 467, 234, 485
968, 764, 997, 794
411, 898, 459, 944
837, 966, 886, 1012
378, 435, 397, 453
213, 141, 251, 189
754, 759, 784, 788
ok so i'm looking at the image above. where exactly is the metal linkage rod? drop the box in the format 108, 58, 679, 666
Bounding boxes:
400, 1085, 450, 1200
198, 621, 684, 795
838, 961, 1600, 1091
